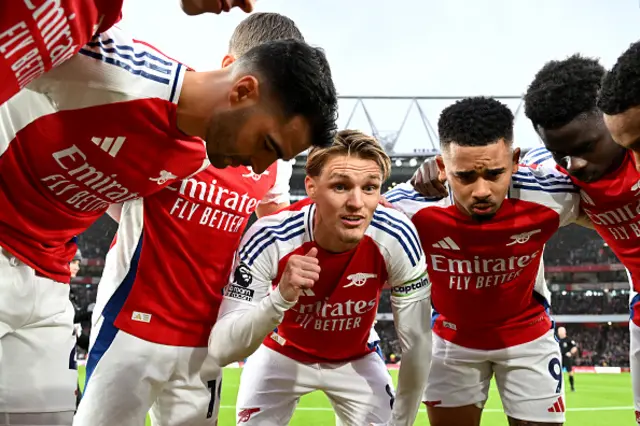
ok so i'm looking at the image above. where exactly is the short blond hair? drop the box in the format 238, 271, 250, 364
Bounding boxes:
305, 129, 391, 180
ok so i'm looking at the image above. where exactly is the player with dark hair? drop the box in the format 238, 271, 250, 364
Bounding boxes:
524, 54, 625, 183
386, 96, 579, 426
598, 41, 640, 170
0, 0, 254, 108
518, 54, 640, 424
76, 13, 306, 426
556, 327, 578, 392
0, 27, 338, 425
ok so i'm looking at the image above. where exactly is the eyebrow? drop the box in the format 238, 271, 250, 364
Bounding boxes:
453, 170, 476, 177
328, 173, 381, 180
454, 168, 505, 177
486, 167, 506, 174
266, 135, 285, 160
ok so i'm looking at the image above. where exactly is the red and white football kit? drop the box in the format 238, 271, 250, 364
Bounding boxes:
0, 0, 123, 107
524, 147, 640, 422
210, 201, 432, 426
0, 26, 207, 416
386, 163, 579, 424
74, 161, 291, 426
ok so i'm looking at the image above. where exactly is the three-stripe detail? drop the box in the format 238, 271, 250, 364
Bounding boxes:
239, 212, 306, 266
79, 36, 175, 86
371, 209, 422, 267
512, 169, 578, 193
92, 136, 126, 157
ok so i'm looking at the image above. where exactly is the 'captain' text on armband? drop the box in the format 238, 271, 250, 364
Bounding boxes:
392, 274, 429, 297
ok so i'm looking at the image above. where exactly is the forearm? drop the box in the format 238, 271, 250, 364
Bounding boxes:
208, 287, 295, 366
389, 297, 432, 426
256, 202, 289, 218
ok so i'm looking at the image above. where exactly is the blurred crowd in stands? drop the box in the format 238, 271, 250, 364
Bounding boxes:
71, 185, 633, 367
545, 225, 620, 266
374, 321, 631, 368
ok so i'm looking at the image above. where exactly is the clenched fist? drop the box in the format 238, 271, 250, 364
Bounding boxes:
278, 247, 321, 303
410, 156, 448, 197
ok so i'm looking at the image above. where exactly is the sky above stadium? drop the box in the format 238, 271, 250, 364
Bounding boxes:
119, 0, 640, 154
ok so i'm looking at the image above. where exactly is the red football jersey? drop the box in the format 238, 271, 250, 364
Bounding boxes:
0, 0, 123, 106
220, 200, 430, 363
524, 148, 640, 325
387, 164, 579, 350
0, 26, 207, 283
94, 161, 293, 347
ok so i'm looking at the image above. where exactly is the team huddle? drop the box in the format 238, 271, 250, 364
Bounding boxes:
1, 2, 640, 426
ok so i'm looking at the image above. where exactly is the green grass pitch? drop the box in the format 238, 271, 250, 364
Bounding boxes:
78, 366, 634, 425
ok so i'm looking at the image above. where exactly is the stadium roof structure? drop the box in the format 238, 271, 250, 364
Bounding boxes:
306, 95, 541, 157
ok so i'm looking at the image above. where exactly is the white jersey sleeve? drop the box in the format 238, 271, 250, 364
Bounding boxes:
27, 26, 187, 109
384, 182, 449, 219
261, 159, 293, 205
510, 163, 580, 227
208, 209, 306, 366
520, 146, 556, 167
370, 205, 432, 426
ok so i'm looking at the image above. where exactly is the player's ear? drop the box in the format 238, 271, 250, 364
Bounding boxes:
221, 54, 236, 68
512, 147, 521, 173
305, 175, 317, 200
435, 154, 446, 176
229, 75, 259, 107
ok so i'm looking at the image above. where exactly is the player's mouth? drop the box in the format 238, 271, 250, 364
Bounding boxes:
471, 203, 494, 215
340, 215, 365, 228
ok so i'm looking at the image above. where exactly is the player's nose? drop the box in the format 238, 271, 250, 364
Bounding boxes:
565, 156, 588, 174
346, 189, 365, 209
471, 179, 492, 199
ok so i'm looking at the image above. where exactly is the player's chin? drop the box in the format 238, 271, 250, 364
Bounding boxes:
471, 212, 496, 222
338, 227, 367, 244
207, 154, 228, 169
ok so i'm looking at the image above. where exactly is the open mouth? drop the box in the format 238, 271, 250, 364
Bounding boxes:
340, 215, 365, 227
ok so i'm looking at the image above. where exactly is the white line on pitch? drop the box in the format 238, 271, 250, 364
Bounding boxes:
220, 406, 634, 412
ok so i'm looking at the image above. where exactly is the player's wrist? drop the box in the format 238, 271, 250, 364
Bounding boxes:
271, 285, 298, 310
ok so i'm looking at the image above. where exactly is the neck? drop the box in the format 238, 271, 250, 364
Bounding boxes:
176, 70, 229, 138
604, 145, 628, 176
313, 212, 359, 253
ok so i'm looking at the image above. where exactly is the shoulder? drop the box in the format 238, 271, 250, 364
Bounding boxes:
512, 163, 577, 192
367, 205, 423, 268
385, 182, 448, 218
385, 182, 445, 205
237, 205, 309, 266
520, 147, 555, 167
30, 26, 188, 106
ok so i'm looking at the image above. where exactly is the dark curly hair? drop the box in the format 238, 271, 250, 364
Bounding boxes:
236, 40, 338, 148
524, 54, 605, 129
438, 97, 514, 148
598, 41, 640, 115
